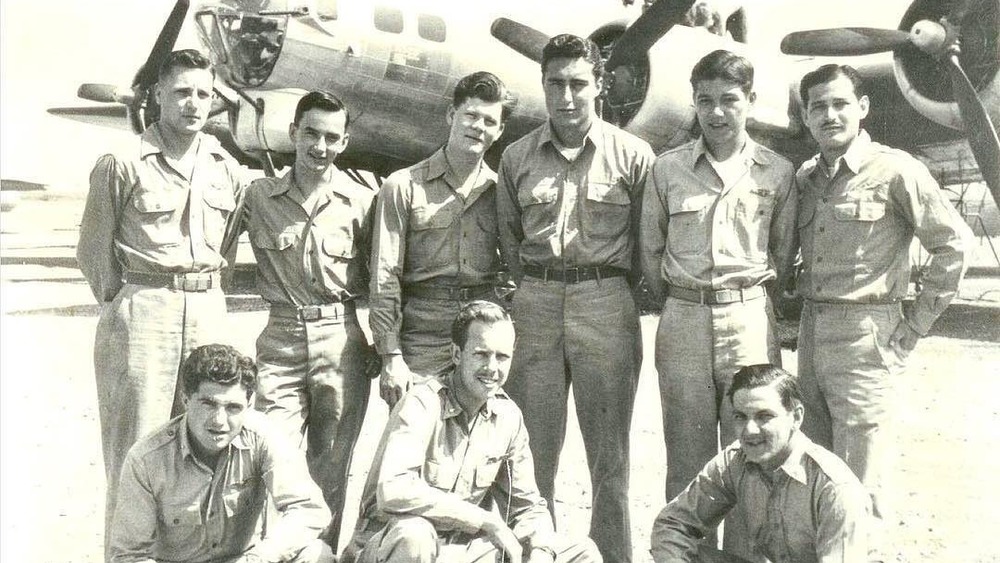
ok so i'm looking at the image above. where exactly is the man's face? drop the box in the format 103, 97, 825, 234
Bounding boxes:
184, 381, 251, 457
803, 74, 869, 158
446, 97, 505, 157
693, 78, 754, 154
451, 320, 515, 405
155, 67, 215, 137
732, 384, 803, 471
542, 57, 602, 135
289, 108, 350, 173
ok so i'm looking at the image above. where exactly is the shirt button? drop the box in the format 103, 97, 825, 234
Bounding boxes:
816, 256, 823, 263
818, 226, 825, 233
817, 286, 823, 293
212, 542, 218, 549
172, 518, 180, 524
821, 197, 828, 203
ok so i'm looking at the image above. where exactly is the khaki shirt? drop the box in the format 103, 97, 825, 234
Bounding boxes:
230, 168, 375, 308
651, 433, 871, 563
77, 124, 246, 302
369, 149, 500, 355
497, 120, 654, 281
640, 137, 797, 297
796, 132, 972, 335
352, 376, 556, 552
110, 412, 330, 563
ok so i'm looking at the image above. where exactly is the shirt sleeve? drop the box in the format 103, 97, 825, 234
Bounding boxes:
77, 154, 128, 303
376, 391, 493, 534
496, 153, 525, 283
893, 164, 973, 335
495, 411, 557, 553
248, 427, 331, 563
220, 179, 253, 270
629, 142, 656, 285
368, 175, 409, 356
814, 480, 872, 562
640, 158, 669, 302
109, 451, 159, 563
650, 449, 739, 562
768, 163, 799, 293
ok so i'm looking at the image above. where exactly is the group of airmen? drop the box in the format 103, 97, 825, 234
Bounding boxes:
78, 26, 973, 563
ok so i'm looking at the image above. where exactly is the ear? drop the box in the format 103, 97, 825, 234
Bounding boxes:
858, 94, 870, 120
288, 122, 298, 143
336, 132, 350, 152
451, 343, 461, 366
791, 402, 805, 431
748, 90, 757, 105
446, 104, 456, 126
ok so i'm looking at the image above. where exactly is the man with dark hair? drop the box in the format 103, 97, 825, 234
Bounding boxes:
224, 90, 377, 549
109, 344, 333, 563
639, 49, 796, 552
497, 33, 654, 562
793, 63, 972, 554
77, 48, 248, 550
650, 365, 871, 562
370, 71, 516, 408
342, 301, 601, 563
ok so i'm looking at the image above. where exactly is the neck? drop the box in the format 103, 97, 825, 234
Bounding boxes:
706, 133, 746, 161
443, 144, 482, 182
186, 425, 222, 468
157, 124, 199, 159
821, 132, 862, 167
450, 372, 487, 418
293, 162, 335, 196
552, 118, 592, 149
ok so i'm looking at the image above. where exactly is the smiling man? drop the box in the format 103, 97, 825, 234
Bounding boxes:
650, 365, 871, 563
639, 49, 797, 553
342, 301, 600, 563
225, 90, 377, 549
110, 344, 332, 563
369, 71, 516, 408
497, 34, 654, 563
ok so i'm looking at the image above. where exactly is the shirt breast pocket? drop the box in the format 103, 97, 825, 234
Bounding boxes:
734, 190, 775, 259
159, 501, 203, 552
667, 196, 713, 255
474, 459, 503, 490
425, 459, 460, 491
222, 477, 260, 518
131, 187, 184, 246
202, 185, 237, 250
584, 180, 631, 240
321, 233, 356, 261
412, 203, 460, 232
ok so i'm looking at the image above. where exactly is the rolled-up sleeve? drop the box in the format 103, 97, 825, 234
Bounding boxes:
78, 154, 127, 302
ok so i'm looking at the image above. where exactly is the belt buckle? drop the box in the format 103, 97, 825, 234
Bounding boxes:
456, 287, 471, 301
567, 267, 580, 284
300, 306, 321, 321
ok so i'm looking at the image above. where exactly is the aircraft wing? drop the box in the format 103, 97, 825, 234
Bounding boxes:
47, 105, 131, 131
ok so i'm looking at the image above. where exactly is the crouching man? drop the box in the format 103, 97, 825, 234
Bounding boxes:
343, 301, 601, 563
109, 344, 333, 563
651, 365, 871, 563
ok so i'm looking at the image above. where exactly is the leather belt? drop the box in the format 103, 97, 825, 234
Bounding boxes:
668, 285, 765, 305
269, 302, 354, 322
403, 283, 494, 301
522, 264, 627, 284
123, 271, 220, 292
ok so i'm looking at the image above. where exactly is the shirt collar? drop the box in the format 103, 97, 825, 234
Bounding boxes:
814, 130, 873, 179
270, 166, 354, 206
437, 372, 507, 421
771, 431, 810, 485
178, 414, 250, 464
690, 136, 768, 169
539, 119, 601, 151
138, 123, 224, 160
426, 148, 450, 181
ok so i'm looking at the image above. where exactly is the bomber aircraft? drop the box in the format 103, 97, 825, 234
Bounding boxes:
50, 0, 1000, 207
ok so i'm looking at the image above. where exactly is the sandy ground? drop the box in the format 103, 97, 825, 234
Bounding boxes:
1, 188, 999, 562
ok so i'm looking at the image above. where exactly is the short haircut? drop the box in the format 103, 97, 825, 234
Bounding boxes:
293, 90, 350, 127
452, 71, 517, 123
799, 63, 865, 108
727, 364, 802, 412
690, 49, 754, 95
451, 300, 512, 349
542, 34, 604, 81
157, 49, 215, 83
181, 344, 258, 400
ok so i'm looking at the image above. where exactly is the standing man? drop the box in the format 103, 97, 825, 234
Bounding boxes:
369, 71, 516, 407
639, 49, 796, 551
497, 34, 654, 563
226, 90, 376, 550
342, 301, 601, 563
794, 63, 972, 552
77, 49, 246, 548
650, 365, 871, 563
110, 344, 333, 563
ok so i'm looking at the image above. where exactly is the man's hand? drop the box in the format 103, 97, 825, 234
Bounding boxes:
363, 344, 383, 379
888, 320, 920, 361
481, 514, 522, 563
380, 354, 413, 408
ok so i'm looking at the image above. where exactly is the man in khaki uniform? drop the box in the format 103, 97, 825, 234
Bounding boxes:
77, 49, 246, 549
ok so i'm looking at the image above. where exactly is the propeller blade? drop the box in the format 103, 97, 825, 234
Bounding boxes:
490, 17, 550, 64
945, 54, 1000, 205
47, 106, 131, 131
77, 83, 134, 105
132, 0, 191, 88
780, 28, 912, 56
605, 0, 696, 71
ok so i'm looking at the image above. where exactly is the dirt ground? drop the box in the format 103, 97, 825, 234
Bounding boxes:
1, 191, 999, 562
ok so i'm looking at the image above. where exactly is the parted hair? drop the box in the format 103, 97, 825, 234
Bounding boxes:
690, 49, 754, 95
799, 63, 865, 107
293, 90, 351, 127
182, 344, 258, 399
453, 71, 517, 122
727, 364, 803, 411
157, 49, 215, 83
451, 300, 512, 349
542, 34, 604, 80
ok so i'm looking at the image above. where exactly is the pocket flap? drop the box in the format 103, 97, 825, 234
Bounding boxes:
132, 189, 181, 213
203, 186, 236, 212
322, 234, 355, 258
586, 181, 629, 206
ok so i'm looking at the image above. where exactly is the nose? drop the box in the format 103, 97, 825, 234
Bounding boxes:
208, 407, 227, 428
742, 419, 760, 435
312, 137, 328, 153
710, 104, 724, 117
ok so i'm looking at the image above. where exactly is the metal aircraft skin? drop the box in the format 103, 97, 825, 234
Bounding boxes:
55, 0, 1000, 201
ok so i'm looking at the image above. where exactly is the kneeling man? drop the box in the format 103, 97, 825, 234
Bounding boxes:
343, 301, 601, 563
651, 365, 870, 563
110, 344, 332, 563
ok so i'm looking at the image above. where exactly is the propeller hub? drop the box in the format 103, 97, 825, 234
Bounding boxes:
909, 20, 947, 55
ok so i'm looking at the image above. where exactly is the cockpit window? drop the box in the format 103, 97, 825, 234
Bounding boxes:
417, 14, 446, 43
374, 6, 404, 34
195, 10, 288, 88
